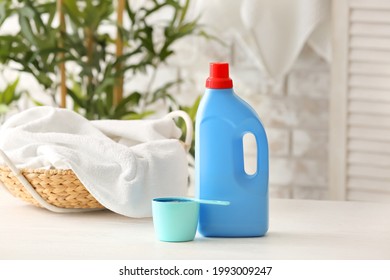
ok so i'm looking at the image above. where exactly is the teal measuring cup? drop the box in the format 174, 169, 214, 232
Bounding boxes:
152, 197, 230, 242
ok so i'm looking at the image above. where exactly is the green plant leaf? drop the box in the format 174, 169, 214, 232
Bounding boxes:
144, 3, 168, 17
0, 104, 9, 114
23, 91, 45, 107
113, 92, 142, 118
113, 47, 142, 67
188, 95, 201, 121
36, 73, 53, 88
19, 15, 38, 47
0, 1, 10, 26
178, 0, 190, 25
67, 88, 86, 109
2, 78, 20, 105
125, 1, 136, 23
151, 80, 181, 104
26, 1, 50, 34
198, 29, 226, 46
63, 0, 83, 26
95, 77, 115, 97
139, 26, 155, 55
37, 2, 57, 27
18, 5, 35, 19
95, 98, 107, 119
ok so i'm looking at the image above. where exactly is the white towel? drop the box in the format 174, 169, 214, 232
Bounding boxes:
0, 107, 188, 217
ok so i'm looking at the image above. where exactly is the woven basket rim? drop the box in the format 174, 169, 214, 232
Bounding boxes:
0, 165, 104, 209
0, 166, 74, 175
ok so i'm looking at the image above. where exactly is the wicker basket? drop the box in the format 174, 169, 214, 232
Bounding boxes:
0, 110, 192, 212
0, 166, 104, 209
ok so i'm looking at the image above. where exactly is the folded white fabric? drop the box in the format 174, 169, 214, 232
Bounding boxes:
0, 107, 188, 217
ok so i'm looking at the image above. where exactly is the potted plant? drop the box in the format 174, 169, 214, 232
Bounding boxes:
0, 0, 206, 156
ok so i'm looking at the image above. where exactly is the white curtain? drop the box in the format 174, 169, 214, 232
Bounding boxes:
194, 0, 331, 86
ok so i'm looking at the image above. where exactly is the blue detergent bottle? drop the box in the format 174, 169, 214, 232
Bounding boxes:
196, 62, 269, 237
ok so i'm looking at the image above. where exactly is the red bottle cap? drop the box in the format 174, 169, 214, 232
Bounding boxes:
206, 62, 233, 89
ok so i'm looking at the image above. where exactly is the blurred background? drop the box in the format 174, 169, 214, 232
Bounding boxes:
1, 0, 388, 203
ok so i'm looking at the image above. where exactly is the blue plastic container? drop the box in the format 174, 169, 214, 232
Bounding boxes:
196, 62, 269, 237
152, 197, 199, 242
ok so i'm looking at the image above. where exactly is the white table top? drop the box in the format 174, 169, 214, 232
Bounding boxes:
1, 187, 389, 260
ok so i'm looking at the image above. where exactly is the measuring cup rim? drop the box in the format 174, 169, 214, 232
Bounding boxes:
153, 197, 196, 203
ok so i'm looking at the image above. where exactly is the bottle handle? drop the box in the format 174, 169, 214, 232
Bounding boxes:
241, 121, 268, 190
